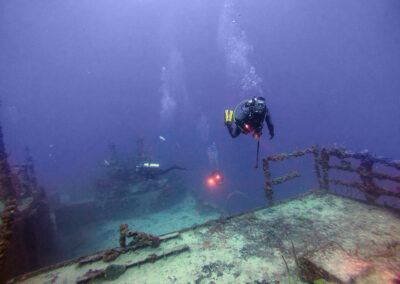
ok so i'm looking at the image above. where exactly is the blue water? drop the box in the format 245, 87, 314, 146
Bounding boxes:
1, 0, 400, 273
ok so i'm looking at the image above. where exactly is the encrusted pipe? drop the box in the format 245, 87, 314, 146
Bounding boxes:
320, 147, 330, 191
262, 158, 274, 206
312, 145, 323, 189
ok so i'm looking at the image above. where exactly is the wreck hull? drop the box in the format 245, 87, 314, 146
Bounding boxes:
55, 179, 187, 234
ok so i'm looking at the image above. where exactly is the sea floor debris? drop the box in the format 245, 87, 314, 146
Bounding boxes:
58, 193, 221, 259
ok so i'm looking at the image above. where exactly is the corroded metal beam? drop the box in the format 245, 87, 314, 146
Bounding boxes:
266, 147, 317, 162
328, 164, 400, 183
325, 147, 400, 171
312, 145, 323, 189
272, 171, 301, 185
76, 245, 190, 283
262, 158, 274, 206
329, 179, 400, 200
320, 148, 330, 190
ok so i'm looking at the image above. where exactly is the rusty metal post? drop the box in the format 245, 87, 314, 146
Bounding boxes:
320, 147, 330, 190
358, 155, 379, 203
312, 145, 323, 189
262, 158, 274, 206
272, 171, 301, 185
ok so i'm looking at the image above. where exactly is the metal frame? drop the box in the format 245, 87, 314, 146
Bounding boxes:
263, 145, 400, 208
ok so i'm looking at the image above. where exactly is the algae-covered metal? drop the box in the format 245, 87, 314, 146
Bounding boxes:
264, 145, 400, 210
9, 191, 400, 283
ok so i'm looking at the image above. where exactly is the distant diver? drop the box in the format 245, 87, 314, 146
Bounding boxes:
135, 162, 187, 180
206, 142, 224, 187
224, 97, 274, 168
207, 169, 224, 187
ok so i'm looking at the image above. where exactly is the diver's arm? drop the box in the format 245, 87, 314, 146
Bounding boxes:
226, 109, 247, 138
226, 123, 241, 138
265, 109, 274, 139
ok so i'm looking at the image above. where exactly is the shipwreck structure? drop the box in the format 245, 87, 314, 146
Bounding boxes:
0, 125, 57, 282
263, 145, 400, 210
55, 139, 187, 232
53, 138, 189, 261
0, 138, 400, 284
5, 144, 400, 283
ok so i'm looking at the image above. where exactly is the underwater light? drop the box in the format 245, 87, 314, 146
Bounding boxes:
208, 178, 215, 186
215, 174, 221, 180
142, 162, 160, 168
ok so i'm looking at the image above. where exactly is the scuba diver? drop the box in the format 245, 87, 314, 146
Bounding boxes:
224, 97, 274, 168
135, 162, 187, 180
225, 96, 274, 139
207, 169, 224, 186
206, 142, 224, 187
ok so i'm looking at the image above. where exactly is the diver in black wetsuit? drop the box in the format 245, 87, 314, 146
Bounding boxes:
135, 162, 187, 180
225, 97, 274, 140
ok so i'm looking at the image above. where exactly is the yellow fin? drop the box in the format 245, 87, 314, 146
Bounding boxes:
228, 110, 234, 122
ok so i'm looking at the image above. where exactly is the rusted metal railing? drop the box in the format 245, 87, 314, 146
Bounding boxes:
263, 145, 321, 206
264, 145, 400, 209
321, 147, 400, 204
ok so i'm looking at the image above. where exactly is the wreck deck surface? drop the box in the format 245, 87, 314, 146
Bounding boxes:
13, 190, 400, 283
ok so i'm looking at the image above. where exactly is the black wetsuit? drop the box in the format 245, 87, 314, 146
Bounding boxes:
226, 97, 274, 139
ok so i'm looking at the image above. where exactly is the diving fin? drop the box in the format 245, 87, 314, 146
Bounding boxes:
225, 110, 234, 123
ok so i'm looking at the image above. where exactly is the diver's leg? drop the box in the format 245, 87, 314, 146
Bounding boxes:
158, 165, 187, 176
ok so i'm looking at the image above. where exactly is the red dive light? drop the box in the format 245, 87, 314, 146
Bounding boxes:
244, 124, 251, 131
206, 171, 223, 188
